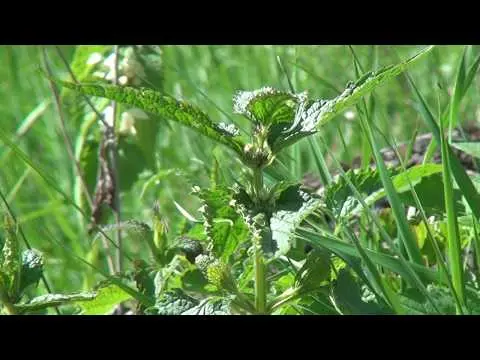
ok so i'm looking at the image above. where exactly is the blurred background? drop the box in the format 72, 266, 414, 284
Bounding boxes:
0, 45, 476, 296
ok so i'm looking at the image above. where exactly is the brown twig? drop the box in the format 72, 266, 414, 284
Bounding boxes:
51, 46, 119, 275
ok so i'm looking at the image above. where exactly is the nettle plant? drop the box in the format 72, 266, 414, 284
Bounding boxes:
52, 46, 447, 315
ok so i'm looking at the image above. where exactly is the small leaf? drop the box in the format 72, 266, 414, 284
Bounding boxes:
175, 237, 204, 264
18, 249, 44, 295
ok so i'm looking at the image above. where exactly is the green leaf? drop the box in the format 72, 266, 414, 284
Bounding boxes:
294, 249, 330, 290
399, 285, 457, 315
181, 269, 211, 294
451, 142, 480, 159
15, 292, 97, 313
175, 237, 204, 264
195, 186, 250, 262
270, 184, 321, 257
182, 297, 231, 315
269, 46, 434, 154
324, 167, 397, 218
57, 81, 245, 157
18, 249, 44, 295
233, 87, 303, 126
332, 268, 391, 314
347, 164, 463, 218
78, 284, 133, 315
151, 288, 199, 315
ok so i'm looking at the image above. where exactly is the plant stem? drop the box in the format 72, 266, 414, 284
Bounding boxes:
252, 167, 267, 314
254, 240, 266, 314
253, 166, 264, 203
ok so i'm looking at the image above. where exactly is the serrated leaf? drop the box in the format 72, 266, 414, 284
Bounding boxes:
15, 292, 97, 313
233, 87, 305, 126
18, 249, 44, 295
78, 284, 132, 315
181, 297, 231, 315
152, 289, 199, 315
196, 186, 250, 262
57, 81, 245, 157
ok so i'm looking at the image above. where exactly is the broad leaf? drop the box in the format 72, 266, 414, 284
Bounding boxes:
195, 186, 250, 262
270, 184, 321, 257
78, 284, 132, 315
324, 167, 396, 218
294, 248, 331, 290
150, 288, 199, 315
233, 87, 304, 126
348, 164, 462, 218
332, 268, 391, 315
451, 142, 480, 159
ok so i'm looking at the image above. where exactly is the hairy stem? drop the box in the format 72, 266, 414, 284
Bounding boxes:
252, 167, 267, 314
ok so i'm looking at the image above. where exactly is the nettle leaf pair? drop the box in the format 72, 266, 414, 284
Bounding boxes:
57, 46, 433, 171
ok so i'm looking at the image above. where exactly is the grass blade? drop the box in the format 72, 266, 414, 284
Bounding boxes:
406, 73, 480, 220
